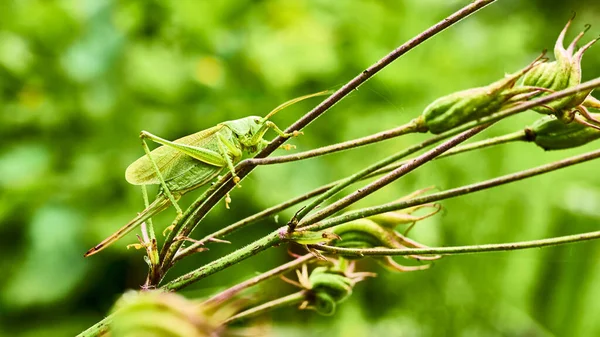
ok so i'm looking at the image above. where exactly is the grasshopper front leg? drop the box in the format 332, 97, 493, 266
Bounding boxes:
264, 121, 303, 139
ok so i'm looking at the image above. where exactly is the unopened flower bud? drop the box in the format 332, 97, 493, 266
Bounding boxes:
307, 267, 354, 316
521, 17, 598, 120
422, 56, 545, 134
530, 114, 600, 150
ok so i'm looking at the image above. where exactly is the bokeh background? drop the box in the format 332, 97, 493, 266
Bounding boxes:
2, 0, 600, 336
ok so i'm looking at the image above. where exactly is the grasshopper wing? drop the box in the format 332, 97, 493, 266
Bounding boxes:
125, 125, 228, 186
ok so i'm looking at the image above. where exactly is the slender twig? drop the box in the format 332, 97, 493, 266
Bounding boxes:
310, 230, 600, 256
224, 291, 308, 325
304, 147, 600, 232
162, 231, 283, 291
172, 187, 329, 262
203, 254, 315, 306
441, 130, 529, 157
247, 120, 426, 165
140, 185, 161, 286
159, 174, 229, 260
75, 316, 111, 337
294, 124, 490, 229
157, 0, 497, 273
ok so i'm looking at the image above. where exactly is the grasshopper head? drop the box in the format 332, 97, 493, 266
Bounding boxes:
221, 116, 268, 151
221, 116, 264, 137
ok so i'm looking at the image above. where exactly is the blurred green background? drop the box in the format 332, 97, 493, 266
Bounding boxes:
2, 0, 600, 336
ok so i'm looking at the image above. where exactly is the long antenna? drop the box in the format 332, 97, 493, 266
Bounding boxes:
263, 90, 333, 120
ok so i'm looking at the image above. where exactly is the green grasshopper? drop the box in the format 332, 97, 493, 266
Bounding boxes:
84, 91, 329, 257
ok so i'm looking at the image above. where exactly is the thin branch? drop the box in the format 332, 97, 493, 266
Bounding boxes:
203, 254, 315, 306
440, 130, 529, 157
172, 188, 329, 262
247, 120, 426, 165
304, 147, 600, 232
162, 231, 283, 291
75, 316, 111, 337
310, 230, 600, 256
295, 124, 491, 228
157, 0, 497, 273
159, 174, 229, 260
224, 291, 307, 325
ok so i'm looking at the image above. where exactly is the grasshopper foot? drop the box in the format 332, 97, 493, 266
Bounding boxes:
279, 144, 296, 151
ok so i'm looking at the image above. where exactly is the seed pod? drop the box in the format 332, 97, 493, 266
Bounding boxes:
521, 17, 598, 119
308, 267, 354, 316
530, 113, 600, 150
367, 203, 440, 229
422, 56, 544, 134
331, 219, 399, 252
110, 291, 223, 337
330, 217, 438, 271
287, 263, 366, 317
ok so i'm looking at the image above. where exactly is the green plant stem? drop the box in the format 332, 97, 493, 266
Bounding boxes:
440, 130, 528, 157
373, 129, 528, 175
159, 175, 228, 260
310, 230, 600, 256
157, 0, 496, 273
141, 185, 161, 286
76, 316, 111, 337
247, 120, 426, 165
305, 147, 600, 232
295, 124, 491, 228
162, 230, 284, 291
203, 254, 315, 306
224, 291, 308, 325
172, 185, 329, 262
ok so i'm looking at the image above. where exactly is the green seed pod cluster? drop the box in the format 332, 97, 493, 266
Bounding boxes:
110, 290, 223, 337
530, 113, 600, 150
307, 267, 354, 316
422, 56, 544, 134
520, 17, 598, 121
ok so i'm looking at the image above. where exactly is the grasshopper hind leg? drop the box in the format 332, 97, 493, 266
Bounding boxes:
140, 137, 184, 221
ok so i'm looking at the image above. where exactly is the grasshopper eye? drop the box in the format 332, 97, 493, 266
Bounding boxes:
254, 119, 260, 124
